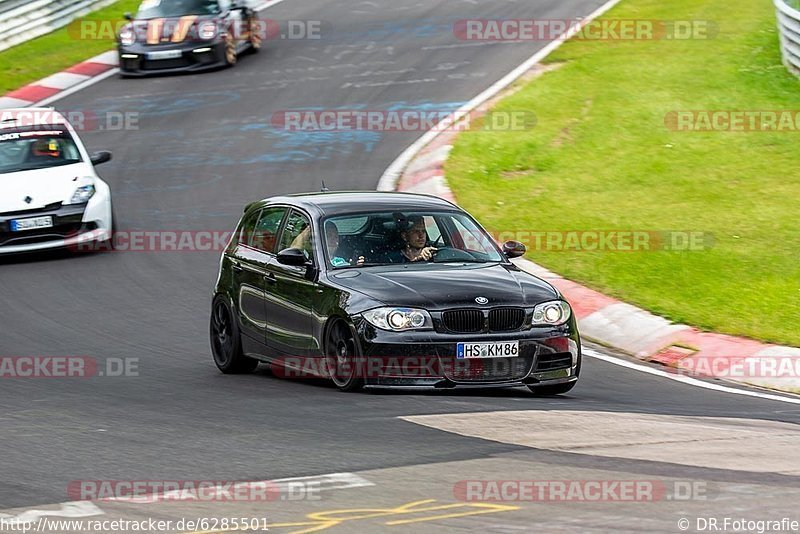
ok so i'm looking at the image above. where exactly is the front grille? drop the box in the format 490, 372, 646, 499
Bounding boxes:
0, 202, 62, 218
534, 352, 573, 372
441, 307, 525, 333
442, 356, 533, 383
488, 308, 525, 331
442, 309, 483, 333
142, 57, 191, 70
0, 222, 92, 246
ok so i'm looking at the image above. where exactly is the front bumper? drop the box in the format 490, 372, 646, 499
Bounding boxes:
118, 41, 227, 75
354, 319, 580, 389
0, 185, 112, 254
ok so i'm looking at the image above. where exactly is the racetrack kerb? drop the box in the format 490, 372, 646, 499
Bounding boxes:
445, 0, 800, 346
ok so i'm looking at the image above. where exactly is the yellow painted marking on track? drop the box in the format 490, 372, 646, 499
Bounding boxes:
187, 499, 519, 534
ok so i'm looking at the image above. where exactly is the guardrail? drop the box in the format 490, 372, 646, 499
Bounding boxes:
776, 0, 800, 76
0, 0, 118, 53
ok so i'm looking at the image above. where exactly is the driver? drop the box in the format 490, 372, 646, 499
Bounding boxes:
389, 215, 438, 263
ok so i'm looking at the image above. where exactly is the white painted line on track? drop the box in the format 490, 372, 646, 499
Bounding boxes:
34, 0, 289, 107
101, 472, 374, 503
585, 348, 800, 405
0, 501, 103, 526
377, 0, 624, 191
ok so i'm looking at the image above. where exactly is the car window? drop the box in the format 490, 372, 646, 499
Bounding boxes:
137, 0, 220, 18
249, 207, 286, 253
450, 216, 488, 252
0, 127, 82, 174
280, 210, 314, 261
425, 216, 442, 245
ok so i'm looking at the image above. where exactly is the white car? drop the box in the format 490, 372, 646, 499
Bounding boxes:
0, 107, 113, 254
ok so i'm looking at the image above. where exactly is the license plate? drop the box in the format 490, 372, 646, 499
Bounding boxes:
457, 341, 519, 359
10, 216, 53, 232
148, 50, 182, 60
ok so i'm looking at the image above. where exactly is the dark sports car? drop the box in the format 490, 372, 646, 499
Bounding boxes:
117, 0, 261, 76
210, 191, 581, 395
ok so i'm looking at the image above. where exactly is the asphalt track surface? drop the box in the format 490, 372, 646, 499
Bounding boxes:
2, 0, 800, 530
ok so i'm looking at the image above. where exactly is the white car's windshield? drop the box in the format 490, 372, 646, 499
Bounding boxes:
322, 210, 505, 268
0, 127, 83, 174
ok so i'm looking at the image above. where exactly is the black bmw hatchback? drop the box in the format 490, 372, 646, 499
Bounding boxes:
210, 191, 581, 394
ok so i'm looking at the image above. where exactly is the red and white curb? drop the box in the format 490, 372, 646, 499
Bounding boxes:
380, 0, 800, 395
0, 51, 118, 109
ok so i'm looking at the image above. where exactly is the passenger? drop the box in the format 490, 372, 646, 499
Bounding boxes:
324, 222, 365, 267
388, 215, 438, 263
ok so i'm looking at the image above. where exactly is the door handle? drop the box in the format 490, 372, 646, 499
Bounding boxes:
263, 272, 277, 284
231, 262, 243, 273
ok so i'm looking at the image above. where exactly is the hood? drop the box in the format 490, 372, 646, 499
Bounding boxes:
132, 15, 211, 45
329, 263, 560, 310
0, 163, 95, 213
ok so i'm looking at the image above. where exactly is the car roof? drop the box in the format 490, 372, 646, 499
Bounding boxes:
256, 191, 460, 216
0, 108, 68, 129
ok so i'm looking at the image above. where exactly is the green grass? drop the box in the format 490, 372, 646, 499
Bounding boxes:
446, 0, 800, 346
0, 0, 139, 93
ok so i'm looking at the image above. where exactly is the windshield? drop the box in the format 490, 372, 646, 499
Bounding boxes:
322, 210, 505, 268
0, 127, 83, 174
136, 0, 220, 18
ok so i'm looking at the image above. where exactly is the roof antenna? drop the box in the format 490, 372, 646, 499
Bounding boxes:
321, 180, 330, 193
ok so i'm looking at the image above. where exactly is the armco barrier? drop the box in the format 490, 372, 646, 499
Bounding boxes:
776, 0, 800, 76
0, 0, 117, 53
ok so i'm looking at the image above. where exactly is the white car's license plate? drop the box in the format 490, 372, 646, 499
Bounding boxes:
10, 216, 53, 232
456, 341, 519, 359
148, 50, 182, 60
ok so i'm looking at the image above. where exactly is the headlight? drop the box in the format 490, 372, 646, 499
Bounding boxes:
120, 26, 135, 46
362, 307, 433, 331
66, 184, 96, 205
198, 21, 217, 40
530, 300, 571, 326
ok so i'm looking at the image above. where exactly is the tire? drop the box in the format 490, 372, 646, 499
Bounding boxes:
249, 17, 261, 53
105, 207, 117, 251
324, 320, 364, 392
527, 353, 581, 396
210, 296, 258, 373
527, 381, 577, 396
224, 33, 238, 67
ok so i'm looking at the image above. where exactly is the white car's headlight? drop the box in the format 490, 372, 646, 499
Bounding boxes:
120, 26, 136, 46
199, 21, 217, 39
66, 184, 96, 205
363, 307, 432, 331
531, 300, 571, 326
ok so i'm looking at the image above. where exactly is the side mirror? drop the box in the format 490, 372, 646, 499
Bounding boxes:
90, 151, 112, 166
123, 12, 133, 20
277, 247, 310, 266
502, 240, 526, 259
